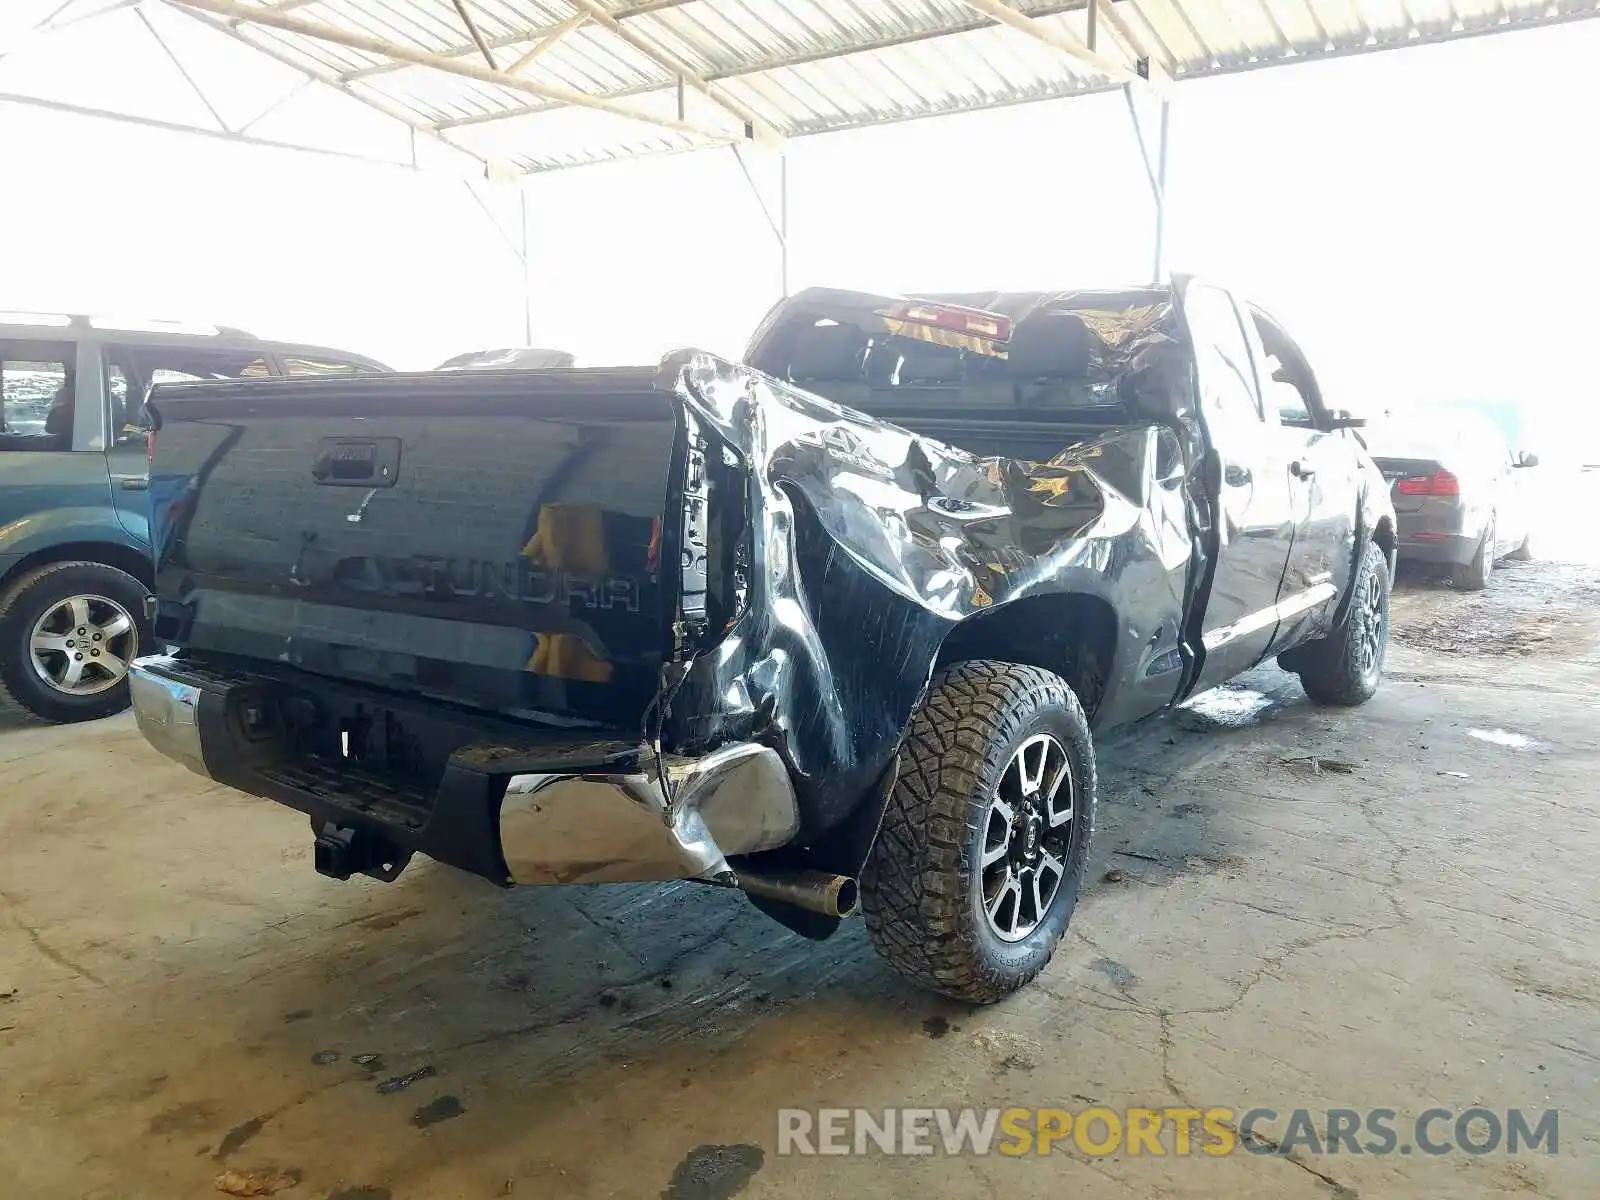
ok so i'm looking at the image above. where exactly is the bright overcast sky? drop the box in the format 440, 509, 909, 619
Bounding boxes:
1, 8, 1596, 434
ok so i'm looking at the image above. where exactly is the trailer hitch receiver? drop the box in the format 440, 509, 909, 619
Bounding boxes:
313, 822, 412, 882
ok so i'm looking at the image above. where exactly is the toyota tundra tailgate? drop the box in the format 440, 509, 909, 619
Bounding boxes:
144, 368, 685, 726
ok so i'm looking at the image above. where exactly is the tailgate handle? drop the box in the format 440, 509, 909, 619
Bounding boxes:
313, 438, 401, 487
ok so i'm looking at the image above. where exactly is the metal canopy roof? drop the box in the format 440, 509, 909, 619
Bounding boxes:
11, 0, 1600, 173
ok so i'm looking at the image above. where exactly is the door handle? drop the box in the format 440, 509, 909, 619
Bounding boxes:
1224, 464, 1252, 487
1290, 460, 1315, 480
116, 475, 150, 491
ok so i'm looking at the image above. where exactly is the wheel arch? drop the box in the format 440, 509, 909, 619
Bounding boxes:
0, 540, 153, 600
1322, 480, 1396, 634
934, 591, 1120, 723
735, 591, 1120, 904
1372, 514, 1397, 579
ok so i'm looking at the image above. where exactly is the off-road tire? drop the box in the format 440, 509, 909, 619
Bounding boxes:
1454, 517, 1494, 590
859, 660, 1097, 1004
0, 561, 150, 723
1287, 540, 1390, 706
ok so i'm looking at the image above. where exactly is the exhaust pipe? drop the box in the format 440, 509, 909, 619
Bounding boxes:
737, 869, 860, 918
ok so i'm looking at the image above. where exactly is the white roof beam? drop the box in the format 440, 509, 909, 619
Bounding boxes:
341, 0, 698, 82
0, 87, 424, 170
0, 0, 144, 56
433, 0, 1121, 131
504, 13, 586, 75
1123, 0, 1179, 71
169, 2, 487, 169
564, 0, 771, 138
166, 0, 743, 141
449, 0, 497, 70
954, 0, 1141, 83
1094, 0, 1169, 81
138, 5, 231, 131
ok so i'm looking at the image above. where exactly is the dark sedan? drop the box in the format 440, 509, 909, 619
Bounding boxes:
1367, 411, 1538, 589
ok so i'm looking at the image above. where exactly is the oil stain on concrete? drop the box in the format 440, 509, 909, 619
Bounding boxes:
411, 1095, 465, 1128
147, 1101, 217, 1137
662, 1144, 765, 1200
213, 1115, 267, 1161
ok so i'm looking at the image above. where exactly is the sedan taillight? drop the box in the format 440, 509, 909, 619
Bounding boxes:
1396, 469, 1459, 497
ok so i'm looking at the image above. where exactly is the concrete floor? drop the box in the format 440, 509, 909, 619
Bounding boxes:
2, 560, 1597, 1200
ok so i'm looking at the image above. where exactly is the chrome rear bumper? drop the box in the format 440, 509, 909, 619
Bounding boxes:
127, 654, 800, 888
128, 659, 207, 778
499, 743, 799, 885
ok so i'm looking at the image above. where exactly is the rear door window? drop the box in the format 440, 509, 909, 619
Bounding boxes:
0, 339, 75, 449
107, 345, 270, 447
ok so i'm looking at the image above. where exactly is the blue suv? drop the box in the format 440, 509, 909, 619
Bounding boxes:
0, 314, 387, 722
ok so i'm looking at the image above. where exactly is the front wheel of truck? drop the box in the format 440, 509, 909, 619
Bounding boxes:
0, 562, 151, 723
1282, 539, 1390, 707
860, 660, 1097, 1004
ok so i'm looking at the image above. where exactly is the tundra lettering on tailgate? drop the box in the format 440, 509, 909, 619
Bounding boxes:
331, 555, 644, 613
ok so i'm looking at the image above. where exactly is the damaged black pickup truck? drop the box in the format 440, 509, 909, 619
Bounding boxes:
128, 280, 1395, 1003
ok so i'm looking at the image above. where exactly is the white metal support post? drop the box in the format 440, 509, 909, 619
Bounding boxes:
1121, 82, 1172, 283
732, 145, 791, 300
460, 176, 535, 347
1153, 98, 1170, 282
519, 187, 534, 346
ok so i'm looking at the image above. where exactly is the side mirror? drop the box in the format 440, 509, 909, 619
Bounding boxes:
1515, 451, 1540, 468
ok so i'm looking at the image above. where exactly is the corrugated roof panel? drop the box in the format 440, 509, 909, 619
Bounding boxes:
456, 0, 572, 43
97, 0, 1597, 170
522, 24, 667, 92
362, 63, 516, 122
631, 3, 772, 72
446, 92, 703, 168
238, 21, 381, 76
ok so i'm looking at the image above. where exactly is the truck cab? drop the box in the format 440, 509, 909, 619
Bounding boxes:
0, 313, 387, 722
744, 281, 1396, 715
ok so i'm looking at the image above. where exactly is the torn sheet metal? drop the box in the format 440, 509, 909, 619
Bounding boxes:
658, 287, 1201, 862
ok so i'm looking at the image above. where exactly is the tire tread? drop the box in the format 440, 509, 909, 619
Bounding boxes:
0, 560, 149, 723
1291, 541, 1389, 706
861, 660, 1096, 1003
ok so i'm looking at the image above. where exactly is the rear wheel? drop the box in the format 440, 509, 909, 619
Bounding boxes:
1454, 516, 1495, 590
1286, 540, 1390, 707
860, 660, 1096, 1003
0, 562, 150, 723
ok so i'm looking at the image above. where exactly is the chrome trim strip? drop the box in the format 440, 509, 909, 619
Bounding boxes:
1278, 580, 1338, 619
1203, 581, 1338, 652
